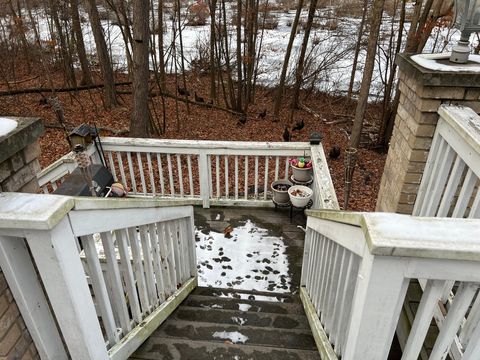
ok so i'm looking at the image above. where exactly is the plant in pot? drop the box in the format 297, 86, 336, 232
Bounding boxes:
288, 185, 313, 207
271, 179, 293, 204
289, 157, 313, 182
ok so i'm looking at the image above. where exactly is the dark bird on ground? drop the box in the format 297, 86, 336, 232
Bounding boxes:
329, 146, 341, 159
292, 119, 305, 131
364, 171, 373, 186
195, 92, 205, 103
283, 126, 291, 142
258, 109, 267, 119
237, 113, 247, 126
177, 86, 190, 97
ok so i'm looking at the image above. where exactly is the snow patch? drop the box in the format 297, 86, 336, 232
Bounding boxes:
238, 303, 252, 312
212, 331, 249, 344
231, 316, 247, 326
0, 118, 17, 137
411, 53, 480, 73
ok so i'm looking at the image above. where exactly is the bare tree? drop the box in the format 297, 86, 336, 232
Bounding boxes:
345, 0, 385, 208
273, 0, 304, 120
130, 0, 150, 137
290, 0, 319, 112
70, 0, 93, 85
85, 0, 118, 108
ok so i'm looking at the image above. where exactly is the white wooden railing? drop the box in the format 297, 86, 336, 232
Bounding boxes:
300, 209, 480, 360
0, 193, 197, 360
37, 137, 338, 209
414, 105, 480, 219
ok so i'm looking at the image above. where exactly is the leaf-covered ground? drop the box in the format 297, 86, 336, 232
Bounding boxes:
0, 68, 386, 211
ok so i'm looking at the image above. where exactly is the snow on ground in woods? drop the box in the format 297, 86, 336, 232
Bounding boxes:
0, 118, 17, 137
7, 1, 478, 98
195, 218, 292, 293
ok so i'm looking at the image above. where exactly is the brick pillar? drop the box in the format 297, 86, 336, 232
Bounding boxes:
0, 117, 43, 359
376, 54, 480, 214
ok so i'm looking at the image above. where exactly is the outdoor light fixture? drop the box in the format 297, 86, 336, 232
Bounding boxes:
450, 0, 480, 63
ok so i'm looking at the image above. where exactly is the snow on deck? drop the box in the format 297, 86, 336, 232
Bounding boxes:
0, 118, 17, 137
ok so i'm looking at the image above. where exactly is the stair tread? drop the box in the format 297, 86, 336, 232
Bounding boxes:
149, 319, 316, 351
174, 305, 310, 330
192, 286, 301, 303
131, 337, 320, 360
183, 294, 305, 315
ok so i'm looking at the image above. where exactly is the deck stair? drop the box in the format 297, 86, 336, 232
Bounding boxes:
130, 287, 320, 359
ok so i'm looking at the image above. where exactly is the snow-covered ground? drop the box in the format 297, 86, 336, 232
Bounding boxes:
4, 1, 477, 99
195, 218, 292, 293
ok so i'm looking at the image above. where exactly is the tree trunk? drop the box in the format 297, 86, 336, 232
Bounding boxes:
347, 0, 369, 101
49, 0, 77, 88
70, 0, 93, 85
158, 0, 166, 88
85, 0, 118, 108
349, 0, 385, 149
130, 0, 150, 137
273, 0, 304, 119
209, 0, 217, 100
235, 0, 243, 112
290, 0, 319, 112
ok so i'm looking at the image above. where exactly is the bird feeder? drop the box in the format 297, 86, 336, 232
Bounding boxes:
450, 0, 480, 63
68, 124, 96, 150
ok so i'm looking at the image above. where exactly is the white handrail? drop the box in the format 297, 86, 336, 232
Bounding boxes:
0, 193, 197, 360
301, 209, 480, 360
37, 138, 339, 210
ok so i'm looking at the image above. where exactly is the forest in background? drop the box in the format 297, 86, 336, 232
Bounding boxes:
0, 0, 467, 210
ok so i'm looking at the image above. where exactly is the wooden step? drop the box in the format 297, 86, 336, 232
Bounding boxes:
192, 286, 301, 303
131, 337, 321, 360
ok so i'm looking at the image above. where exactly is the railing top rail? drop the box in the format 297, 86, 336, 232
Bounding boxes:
99, 136, 311, 151
0, 192, 195, 231
306, 209, 480, 261
438, 104, 480, 155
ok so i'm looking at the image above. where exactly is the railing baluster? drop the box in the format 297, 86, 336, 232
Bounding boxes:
334, 251, 355, 356
326, 246, 345, 337
321, 243, 338, 323
254, 156, 259, 199
148, 223, 166, 302
424, 143, 455, 216
317, 237, 330, 312
117, 152, 127, 189
136, 153, 147, 195
436, 156, 465, 216
275, 156, 280, 181
401, 279, 446, 360
164, 222, 178, 289
284, 157, 289, 180
146, 153, 155, 195
156, 222, 174, 296
166, 154, 175, 196
452, 169, 477, 217
82, 234, 118, 345
127, 227, 150, 314
127, 152, 137, 194
187, 155, 194, 196
216, 155, 220, 198
176, 154, 184, 197
469, 190, 480, 218
225, 156, 229, 198
244, 156, 249, 200
208, 155, 213, 198
115, 229, 142, 323
156, 154, 165, 195
310, 234, 322, 310
170, 221, 183, 283
107, 151, 117, 181
100, 231, 131, 333
264, 156, 269, 200
235, 156, 239, 199
139, 225, 158, 306
429, 282, 478, 359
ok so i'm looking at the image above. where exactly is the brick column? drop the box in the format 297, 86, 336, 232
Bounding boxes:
376, 54, 480, 214
0, 117, 43, 359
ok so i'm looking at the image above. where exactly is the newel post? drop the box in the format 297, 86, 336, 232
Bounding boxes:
342, 254, 409, 360
198, 151, 211, 208
25, 217, 109, 360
